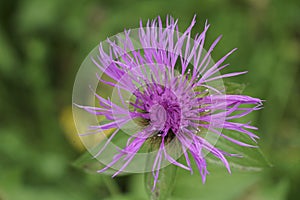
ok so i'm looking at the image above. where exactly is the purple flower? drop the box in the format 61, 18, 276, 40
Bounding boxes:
77, 16, 262, 189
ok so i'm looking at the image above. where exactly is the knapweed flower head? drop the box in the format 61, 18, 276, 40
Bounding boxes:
74, 15, 262, 189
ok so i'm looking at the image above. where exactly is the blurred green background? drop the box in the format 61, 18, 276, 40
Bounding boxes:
0, 0, 299, 199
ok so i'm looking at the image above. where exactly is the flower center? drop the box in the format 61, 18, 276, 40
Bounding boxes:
147, 88, 181, 135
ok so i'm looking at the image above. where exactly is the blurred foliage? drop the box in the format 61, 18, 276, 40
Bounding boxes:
0, 0, 300, 199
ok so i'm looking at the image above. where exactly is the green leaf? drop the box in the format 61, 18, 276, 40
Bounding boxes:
72, 149, 129, 176
173, 165, 261, 200
145, 164, 177, 200
72, 150, 107, 174
72, 117, 132, 176
224, 81, 246, 95
73, 151, 122, 196
206, 129, 272, 172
